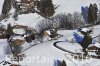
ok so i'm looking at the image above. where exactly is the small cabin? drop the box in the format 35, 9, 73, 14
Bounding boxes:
43, 29, 59, 40
87, 46, 97, 52
87, 43, 100, 52
8, 25, 28, 46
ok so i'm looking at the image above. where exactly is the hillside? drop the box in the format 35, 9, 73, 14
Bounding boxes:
21, 25, 100, 66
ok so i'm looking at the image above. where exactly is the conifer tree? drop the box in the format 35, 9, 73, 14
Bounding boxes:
88, 3, 98, 24
6, 23, 13, 39
61, 60, 67, 66
37, 0, 55, 17
93, 3, 98, 24
2, 0, 12, 15
88, 4, 94, 24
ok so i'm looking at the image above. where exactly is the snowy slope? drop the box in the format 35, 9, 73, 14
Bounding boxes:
0, 25, 100, 66
19, 25, 100, 66
1, 21, 100, 66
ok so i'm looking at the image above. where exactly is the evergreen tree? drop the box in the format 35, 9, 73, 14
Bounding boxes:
61, 60, 67, 66
88, 4, 94, 24
88, 3, 98, 24
6, 23, 13, 39
93, 3, 98, 24
37, 0, 55, 17
2, 0, 12, 15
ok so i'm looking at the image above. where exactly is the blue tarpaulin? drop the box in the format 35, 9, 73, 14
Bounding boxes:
73, 32, 83, 44
73, 32, 96, 45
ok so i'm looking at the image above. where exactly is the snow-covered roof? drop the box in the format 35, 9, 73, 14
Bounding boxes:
11, 36, 25, 40
15, 13, 44, 28
13, 28, 26, 35
16, 0, 21, 2
46, 31, 50, 35
81, 28, 89, 32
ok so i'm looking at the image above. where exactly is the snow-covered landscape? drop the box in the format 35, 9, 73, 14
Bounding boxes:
0, 0, 100, 66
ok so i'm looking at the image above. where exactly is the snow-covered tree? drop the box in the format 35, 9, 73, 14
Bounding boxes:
88, 3, 98, 24
73, 12, 85, 28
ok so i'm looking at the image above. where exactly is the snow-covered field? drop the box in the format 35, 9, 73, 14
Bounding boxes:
0, 0, 100, 66
18, 25, 100, 66
0, 25, 100, 66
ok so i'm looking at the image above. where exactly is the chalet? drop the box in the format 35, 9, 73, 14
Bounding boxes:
43, 29, 62, 40
15, 0, 39, 13
9, 25, 36, 45
8, 25, 28, 46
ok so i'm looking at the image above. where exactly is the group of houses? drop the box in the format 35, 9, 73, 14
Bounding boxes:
0, 23, 60, 55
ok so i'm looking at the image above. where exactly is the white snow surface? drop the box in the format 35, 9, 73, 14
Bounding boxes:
10, 36, 25, 40
15, 13, 44, 28
13, 28, 26, 35
20, 25, 100, 66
